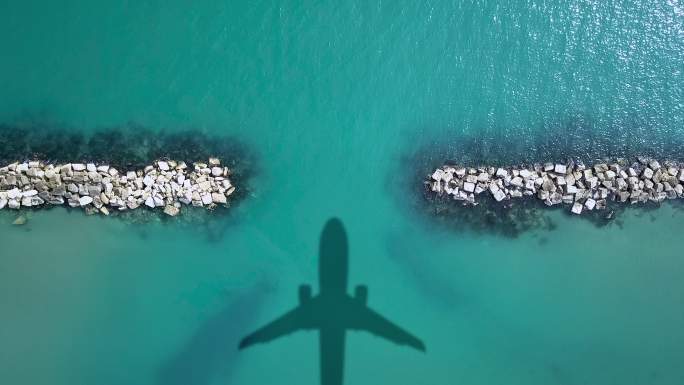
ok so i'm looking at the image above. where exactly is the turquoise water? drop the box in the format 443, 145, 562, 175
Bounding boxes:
1, 1, 684, 384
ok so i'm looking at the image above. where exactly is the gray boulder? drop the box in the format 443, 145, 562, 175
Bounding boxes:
585, 198, 596, 210
79, 196, 93, 206
571, 202, 583, 215
642, 167, 654, 179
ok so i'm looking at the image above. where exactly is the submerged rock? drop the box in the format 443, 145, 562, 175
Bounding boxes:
12, 215, 27, 225
163, 205, 180, 216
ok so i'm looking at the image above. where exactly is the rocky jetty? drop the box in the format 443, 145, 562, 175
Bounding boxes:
427, 157, 684, 215
0, 158, 236, 216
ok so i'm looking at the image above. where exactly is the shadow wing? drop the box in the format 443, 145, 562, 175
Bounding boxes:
238, 305, 311, 350
348, 305, 426, 352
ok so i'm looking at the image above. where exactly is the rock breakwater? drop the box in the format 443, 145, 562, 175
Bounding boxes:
427, 157, 684, 215
0, 158, 236, 216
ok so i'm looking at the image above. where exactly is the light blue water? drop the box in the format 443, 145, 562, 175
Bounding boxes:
1, 1, 684, 384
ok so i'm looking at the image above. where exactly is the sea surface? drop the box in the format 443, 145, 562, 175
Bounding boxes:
1, 1, 684, 384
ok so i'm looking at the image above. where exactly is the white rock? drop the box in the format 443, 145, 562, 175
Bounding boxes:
86, 163, 96, 172
0, 199, 6, 209
510, 177, 524, 188
72, 163, 86, 171
208, 157, 221, 166
22, 189, 38, 197
8, 199, 20, 209
519, 169, 533, 179
211, 193, 227, 204
153, 196, 164, 207
554, 164, 567, 174
158, 161, 169, 171
211, 167, 223, 177
587, 177, 598, 189
35, 196, 49, 206
493, 189, 506, 202
571, 202, 583, 215
97, 165, 110, 173
79, 196, 93, 206
145, 196, 155, 208
643, 168, 654, 179
584, 198, 596, 210
7, 188, 21, 199
463, 182, 475, 193
566, 174, 576, 185
163, 205, 180, 216
143, 175, 155, 187
197, 193, 210, 205
431, 169, 445, 181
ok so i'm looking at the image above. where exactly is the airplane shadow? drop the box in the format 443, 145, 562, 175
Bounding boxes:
155, 282, 274, 385
238, 218, 426, 385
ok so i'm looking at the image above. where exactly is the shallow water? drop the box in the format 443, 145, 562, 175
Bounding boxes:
1, 1, 684, 384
